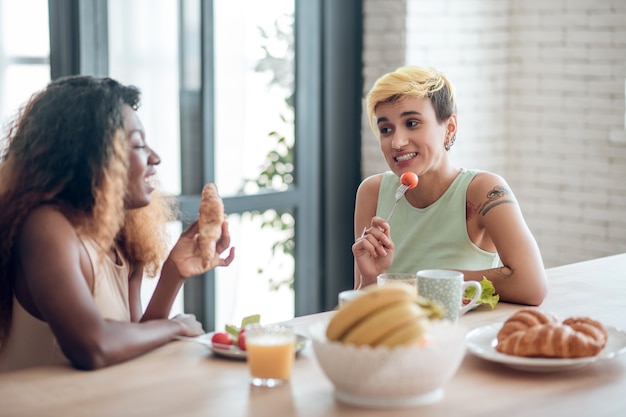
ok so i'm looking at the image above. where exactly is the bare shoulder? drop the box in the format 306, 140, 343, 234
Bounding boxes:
16, 205, 85, 262
467, 171, 518, 219
19, 205, 77, 241
356, 173, 384, 197
355, 174, 384, 213
468, 171, 515, 199
354, 174, 384, 234
14, 205, 94, 312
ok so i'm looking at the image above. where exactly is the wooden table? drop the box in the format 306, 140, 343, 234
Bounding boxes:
1, 254, 625, 417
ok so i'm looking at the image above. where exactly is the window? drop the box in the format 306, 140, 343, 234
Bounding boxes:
42, 0, 362, 331
213, 0, 295, 328
0, 0, 50, 134
108, 0, 185, 315
107, 0, 297, 329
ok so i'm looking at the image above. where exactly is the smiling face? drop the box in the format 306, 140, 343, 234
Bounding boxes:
375, 97, 456, 178
123, 105, 161, 209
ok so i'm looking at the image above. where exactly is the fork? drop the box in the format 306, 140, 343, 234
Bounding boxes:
386, 183, 410, 222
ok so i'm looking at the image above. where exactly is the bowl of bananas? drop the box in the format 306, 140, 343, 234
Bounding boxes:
308, 285, 467, 409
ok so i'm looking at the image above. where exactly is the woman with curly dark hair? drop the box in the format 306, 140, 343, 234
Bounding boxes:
0, 76, 234, 371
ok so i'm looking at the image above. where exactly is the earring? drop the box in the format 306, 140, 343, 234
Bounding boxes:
445, 135, 456, 151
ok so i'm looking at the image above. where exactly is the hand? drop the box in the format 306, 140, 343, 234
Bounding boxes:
171, 313, 205, 337
168, 220, 235, 278
352, 217, 394, 286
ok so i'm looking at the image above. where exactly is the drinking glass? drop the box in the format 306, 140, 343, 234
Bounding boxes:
377, 272, 418, 296
246, 325, 296, 387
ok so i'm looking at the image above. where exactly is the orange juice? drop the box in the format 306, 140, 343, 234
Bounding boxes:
246, 326, 295, 387
247, 341, 295, 379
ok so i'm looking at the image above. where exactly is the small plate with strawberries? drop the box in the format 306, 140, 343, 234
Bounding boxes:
174, 314, 309, 360
191, 332, 309, 360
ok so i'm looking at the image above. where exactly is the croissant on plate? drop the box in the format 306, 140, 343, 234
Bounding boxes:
496, 308, 558, 341
495, 308, 608, 358
198, 183, 225, 267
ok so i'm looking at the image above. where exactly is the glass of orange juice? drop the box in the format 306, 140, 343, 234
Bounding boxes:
246, 325, 296, 387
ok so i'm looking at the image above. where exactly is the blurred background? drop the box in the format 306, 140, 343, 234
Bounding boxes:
1, 0, 624, 331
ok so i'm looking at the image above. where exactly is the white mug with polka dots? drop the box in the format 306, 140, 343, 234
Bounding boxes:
417, 269, 482, 322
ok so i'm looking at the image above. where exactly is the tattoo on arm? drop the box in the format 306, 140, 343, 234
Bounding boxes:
479, 185, 516, 216
467, 185, 518, 219
482, 199, 516, 216
466, 201, 479, 220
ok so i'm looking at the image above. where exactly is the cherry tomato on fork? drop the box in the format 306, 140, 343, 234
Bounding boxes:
400, 171, 419, 189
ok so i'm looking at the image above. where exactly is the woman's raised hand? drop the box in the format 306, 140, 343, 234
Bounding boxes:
168, 220, 235, 278
352, 216, 394, 286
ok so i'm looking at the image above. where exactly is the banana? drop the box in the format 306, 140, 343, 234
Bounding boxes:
416, 296, 445, 320
341, 301, 426, 346
326, 285, 415, 341
374, 318, 429, 347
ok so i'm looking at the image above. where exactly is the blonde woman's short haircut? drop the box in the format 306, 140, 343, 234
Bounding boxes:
366, 66, 457, 135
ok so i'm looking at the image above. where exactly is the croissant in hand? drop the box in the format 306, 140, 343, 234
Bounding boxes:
198, 183, 225, 268
496, 308, 608, 358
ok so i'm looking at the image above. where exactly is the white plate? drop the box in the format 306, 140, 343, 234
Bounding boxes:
466, 323, 626, 372
175, 332, 309, 360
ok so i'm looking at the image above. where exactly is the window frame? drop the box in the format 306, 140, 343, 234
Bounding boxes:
47, 0, 362, 328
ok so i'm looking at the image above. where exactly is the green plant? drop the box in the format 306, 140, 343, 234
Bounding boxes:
241, 13, 295, 291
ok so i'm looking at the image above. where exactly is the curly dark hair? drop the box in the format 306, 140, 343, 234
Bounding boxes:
0, 76, 176, 343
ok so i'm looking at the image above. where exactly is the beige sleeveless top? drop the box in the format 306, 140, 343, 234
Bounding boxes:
0, 238, 131, 372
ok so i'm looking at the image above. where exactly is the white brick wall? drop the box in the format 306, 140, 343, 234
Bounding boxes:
361, 0, 408, 178
362, 0, 626, 267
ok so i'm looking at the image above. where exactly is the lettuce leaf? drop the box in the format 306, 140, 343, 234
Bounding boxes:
464, 277, 500, 309
225, 324, 240, 339
241, 314, 261, 329
224, 314, 262, 343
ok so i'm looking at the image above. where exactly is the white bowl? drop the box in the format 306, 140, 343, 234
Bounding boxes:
308, 319, 467, 408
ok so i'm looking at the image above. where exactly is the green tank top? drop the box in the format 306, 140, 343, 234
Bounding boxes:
377, 168, 500, 273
